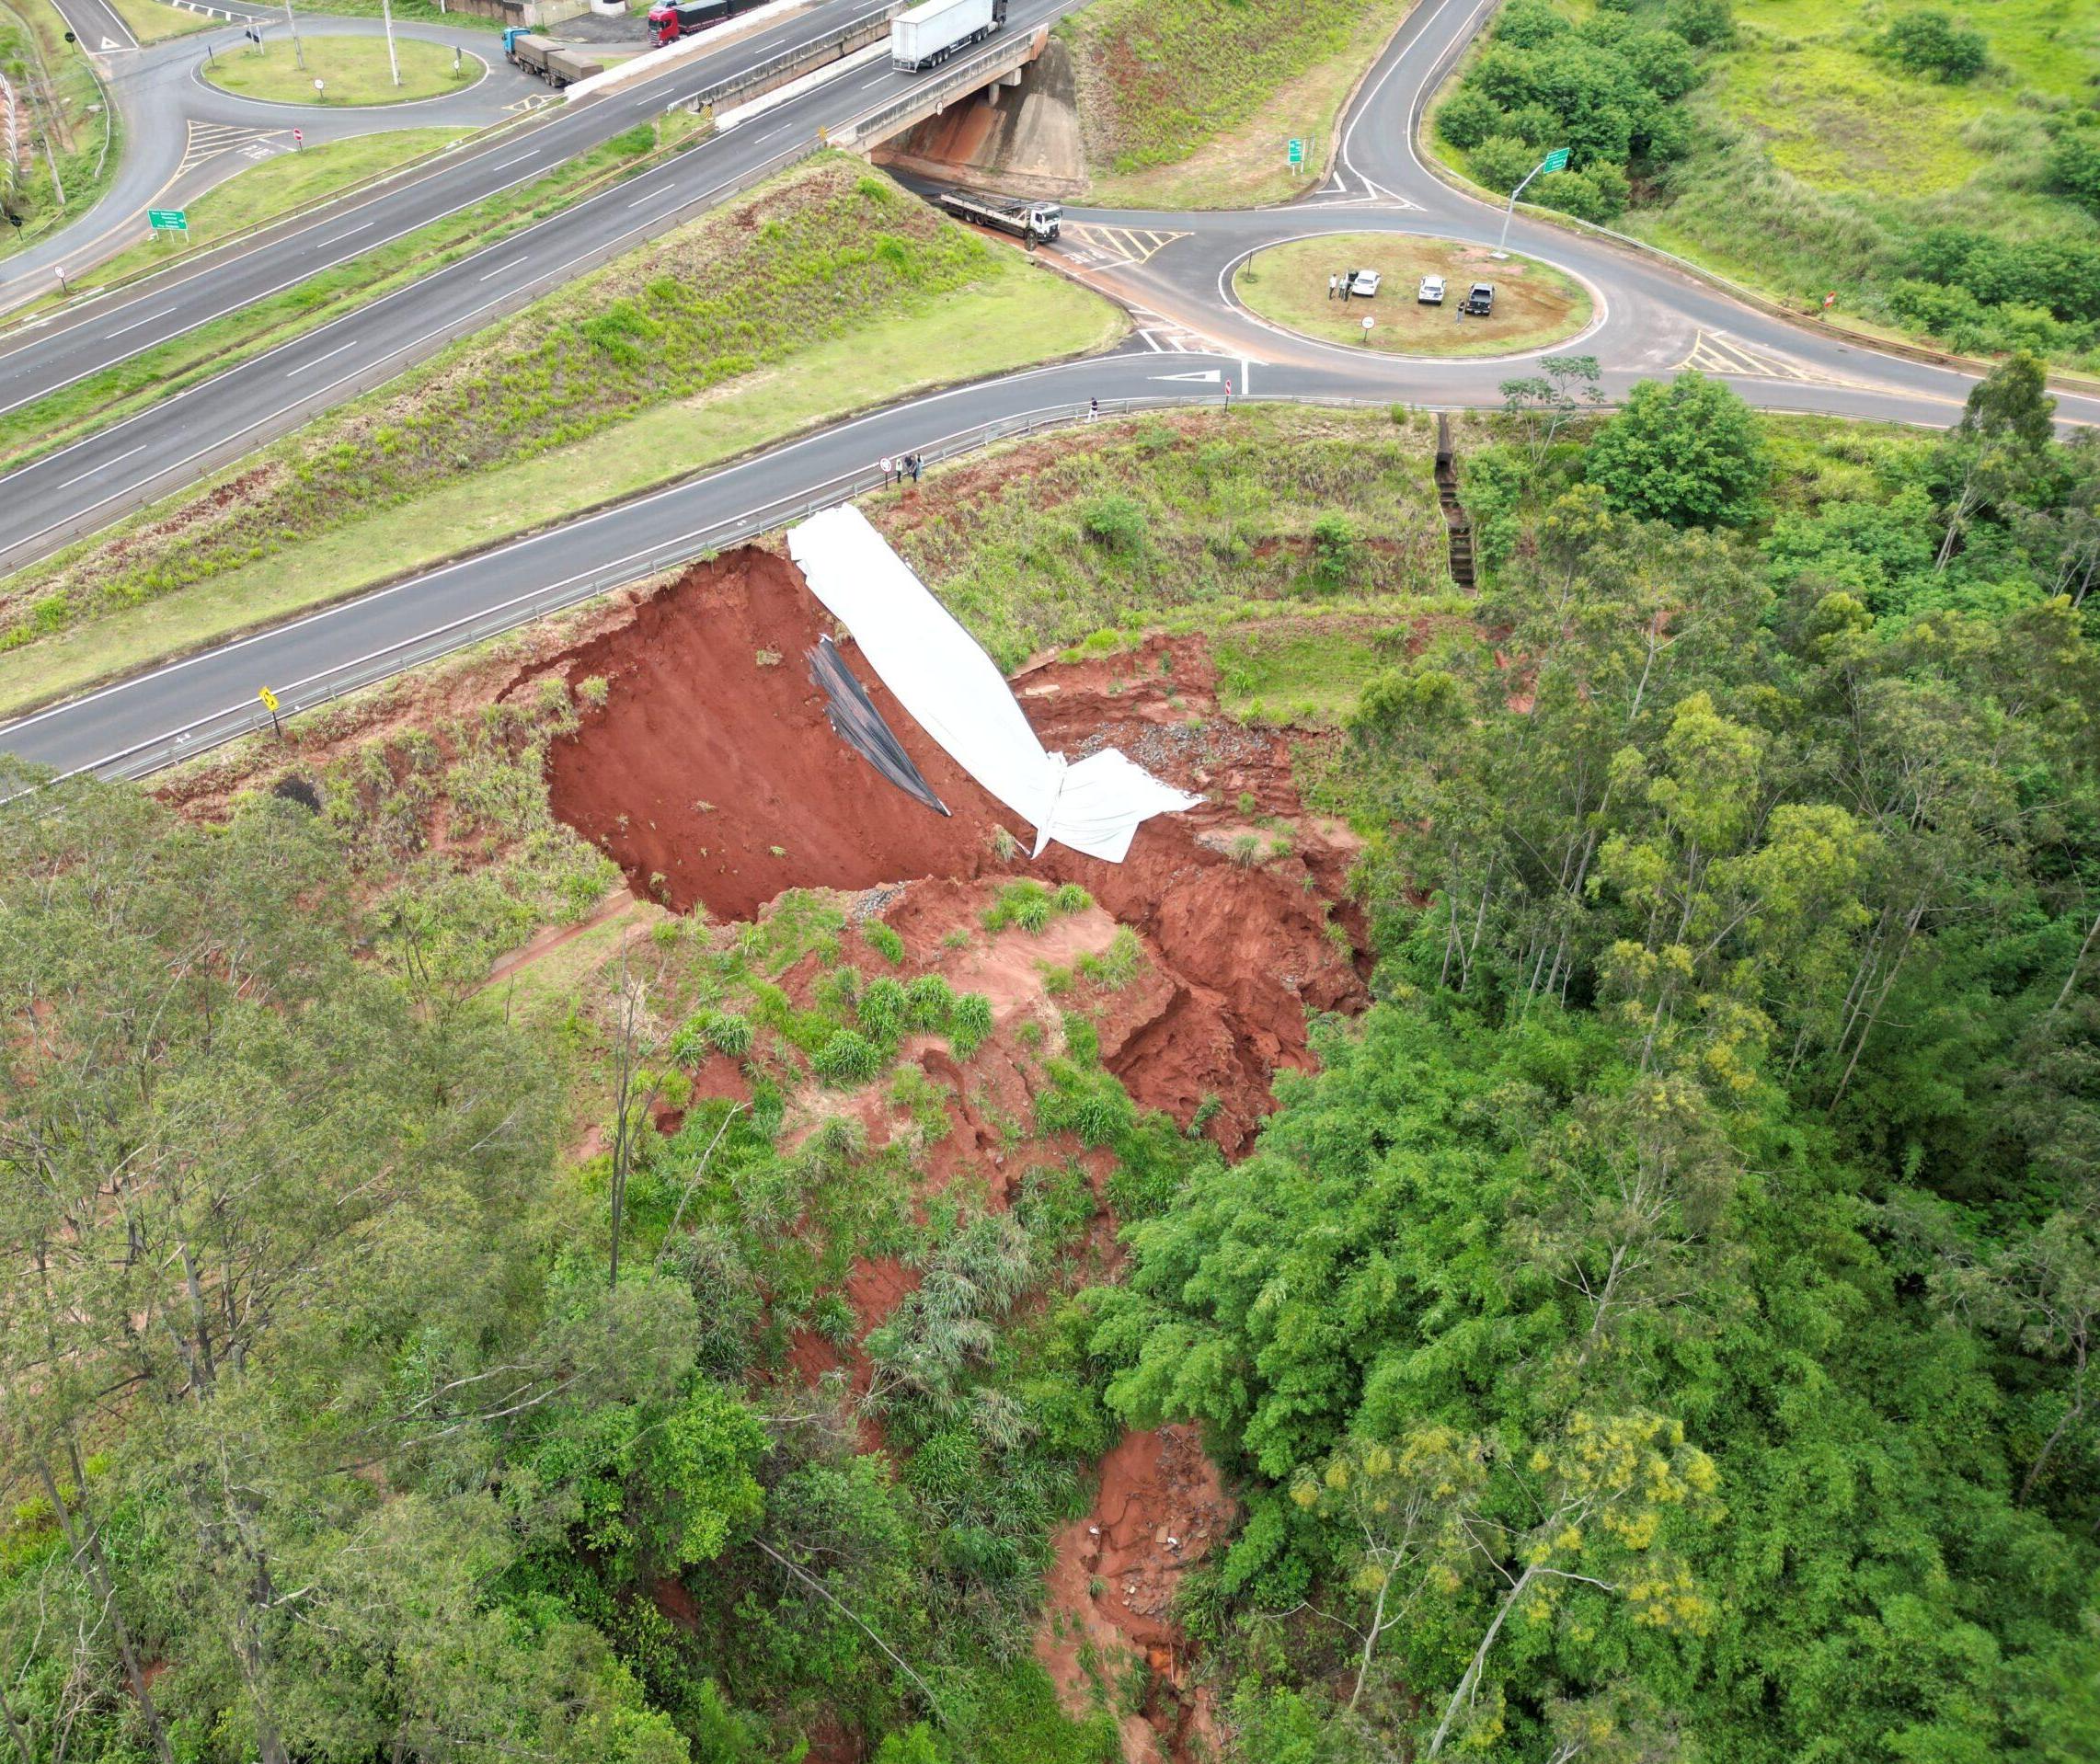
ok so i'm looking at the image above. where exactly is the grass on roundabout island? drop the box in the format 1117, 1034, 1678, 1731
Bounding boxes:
1234, 234, 1593, 359
201, 33, 482, 105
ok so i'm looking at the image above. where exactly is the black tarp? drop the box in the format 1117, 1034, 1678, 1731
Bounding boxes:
807, 636, 949, 816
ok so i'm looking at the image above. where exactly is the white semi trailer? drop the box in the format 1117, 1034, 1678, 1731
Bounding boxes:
889, 0, 1006, 71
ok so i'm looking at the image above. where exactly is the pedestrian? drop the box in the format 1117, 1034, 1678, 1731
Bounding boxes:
911, 452, 922, 483
1089, 396, 1099, 421
1327, 272, 1337, 301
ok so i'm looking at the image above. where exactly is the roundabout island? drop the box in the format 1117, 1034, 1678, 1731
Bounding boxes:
201, 34, 486, 107
1234, 232, 1595, 358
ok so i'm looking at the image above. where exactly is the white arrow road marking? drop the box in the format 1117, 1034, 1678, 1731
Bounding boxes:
1149, 368, 1221, 384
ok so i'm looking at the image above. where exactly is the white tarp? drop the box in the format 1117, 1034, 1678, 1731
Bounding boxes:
786, 505, 1199, 863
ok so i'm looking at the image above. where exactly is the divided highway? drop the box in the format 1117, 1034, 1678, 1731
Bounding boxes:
3, 0, 2096, 784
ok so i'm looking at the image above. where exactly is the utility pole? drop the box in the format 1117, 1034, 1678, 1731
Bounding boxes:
1493, 145, 1568, 258
283, 0, 304, 71
380, 0, 400, 87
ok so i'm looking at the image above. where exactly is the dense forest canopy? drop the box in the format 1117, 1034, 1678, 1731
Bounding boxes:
3, 360, 2097, 1762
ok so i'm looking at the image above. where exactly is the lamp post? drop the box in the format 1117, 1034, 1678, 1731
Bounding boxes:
1494, 146, 1568, 258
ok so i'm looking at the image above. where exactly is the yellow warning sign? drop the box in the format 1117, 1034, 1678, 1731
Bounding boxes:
258, 686, 279, 712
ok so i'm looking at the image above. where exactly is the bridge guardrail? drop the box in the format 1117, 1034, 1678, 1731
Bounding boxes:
840, 32, 1034, 143
75, 390, 1289, 785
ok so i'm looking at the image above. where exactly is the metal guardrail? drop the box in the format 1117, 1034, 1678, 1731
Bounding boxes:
679, 6, 893, 114
80, 390, 1302, 784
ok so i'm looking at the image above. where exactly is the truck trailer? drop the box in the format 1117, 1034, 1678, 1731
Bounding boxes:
506, 32, 603, 87
645, 0, 763, 48
935, 189, 1061, 242
889, 0, 1005, 71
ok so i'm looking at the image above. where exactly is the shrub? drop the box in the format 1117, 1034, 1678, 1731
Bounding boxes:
1665, 0, 1733, 48
949, 993, 994, 1058
1532, 164, 1629, 223
1076, 925, 1145, 991
1052, 882, 1093, 914
904, 973, 957, 1031
812, 1029, 883, 1085
1080, 493, 1150, 554
1310, 512, 1361, 590
862, 921, 906, 965
1470, 134, 1538, 194
2049, 131, 2100, 217
857, 977, 909, 1048
983, 880, 1056, 934
1438, 87, 1504, 151
1880, 10, 1988, 81
707, 1013, 753, 1059
1585, 371, 1768, 528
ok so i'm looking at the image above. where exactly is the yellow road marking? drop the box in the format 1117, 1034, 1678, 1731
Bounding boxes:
1672, 327, 1877, 390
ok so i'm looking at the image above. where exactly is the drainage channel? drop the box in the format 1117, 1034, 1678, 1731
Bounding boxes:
1434, 412, 1474, 590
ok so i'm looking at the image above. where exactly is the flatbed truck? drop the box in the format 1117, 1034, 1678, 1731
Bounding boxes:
935, 189, 1061, 242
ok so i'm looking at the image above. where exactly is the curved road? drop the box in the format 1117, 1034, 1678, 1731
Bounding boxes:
3, 0, 2094, 780
4, 0, 534, 303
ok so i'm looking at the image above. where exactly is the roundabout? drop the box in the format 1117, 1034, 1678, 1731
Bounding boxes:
1232, 232, 1595, 359
200, 35, 487, 108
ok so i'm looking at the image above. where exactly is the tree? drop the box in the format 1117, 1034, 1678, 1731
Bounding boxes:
1502, 354, 1609, 463
1585, 372, 1768, 528
1880, 9, 1989, 80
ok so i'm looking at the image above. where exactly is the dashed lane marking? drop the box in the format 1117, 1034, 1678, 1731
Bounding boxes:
1673, 327, 1878, 390
1055, 224, 1190, 270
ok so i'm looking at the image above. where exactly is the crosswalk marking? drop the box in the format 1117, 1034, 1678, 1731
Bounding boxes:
1055, 224, 1189, 270
177, 121, 284, 175
1673, 328, 1875, 390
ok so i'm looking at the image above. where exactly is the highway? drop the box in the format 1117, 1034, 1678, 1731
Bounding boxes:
3, 0, 2096, 782
0, 0, 1093, 570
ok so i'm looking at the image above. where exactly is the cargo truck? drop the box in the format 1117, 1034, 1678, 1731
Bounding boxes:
645, 0, 763, 48
935, 189, 1061, 242
507, 32, 603, 88
890, 0, 1005, 71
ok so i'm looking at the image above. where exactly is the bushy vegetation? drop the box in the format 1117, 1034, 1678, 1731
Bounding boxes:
1089, 362, 2100, 1758
0, 0, 115, 252
1593, 0, 2098, 366
6, 159, 1023, 646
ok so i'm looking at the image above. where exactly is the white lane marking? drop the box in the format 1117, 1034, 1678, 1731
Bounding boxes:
492, 151, 540, 169
627, 185, 679, 207
284, 340, 358, 377
57, 443, 146, 488
477, 256, 524, 281
107, 306, 178, 339
326, 220, 375, 242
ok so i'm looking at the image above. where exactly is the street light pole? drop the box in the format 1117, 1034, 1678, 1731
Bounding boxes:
1494, 146, 1569, 258
381, 0, 400, 87
283, 0, 304, 70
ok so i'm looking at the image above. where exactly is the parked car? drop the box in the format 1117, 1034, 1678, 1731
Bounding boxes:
1417, 274, 1446, 304
1464, 282, 1495, 315
1349, 269, 1382, 297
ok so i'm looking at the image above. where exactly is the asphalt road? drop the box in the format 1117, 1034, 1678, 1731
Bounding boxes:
0, 0, 1085, 571
4, 0, 533, 303
4, 0, 2097, 781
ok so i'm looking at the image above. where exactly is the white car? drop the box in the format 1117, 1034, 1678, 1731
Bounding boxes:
1417, 275, 1446, 304
1350, 269, 1382, 297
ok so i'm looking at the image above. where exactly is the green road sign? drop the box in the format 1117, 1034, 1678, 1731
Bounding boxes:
147, 208, 187, 232
1287, 137, 1304, 166
1541, 146, 1570, 173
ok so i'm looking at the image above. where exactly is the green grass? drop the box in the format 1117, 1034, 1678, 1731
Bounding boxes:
1213, 623, 1401, 726
201, 33, 483, 104
877, 404, 1460, 671
1067, 0, 1409, 209
1625, 0, 2100, 367
0, 116, 699, 473
106, 0, 211, 41
299, 0, 503, 29
1234, 234, 1593, 358
0, 0, 120, 258
0, 159, 1120, 712
81, 128, 462, 286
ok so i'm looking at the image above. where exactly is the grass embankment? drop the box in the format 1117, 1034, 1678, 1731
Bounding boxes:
106, 0, 211, 41
876, 404, 1461, 679
82, 128, 462, 283
0, 157, 1120, 712
0, 115, 700, 472
202, 34, 482, 104
1064, 0, 1412, 209
1235, 235, 1593, 358
1631, 0, 2100, 369
0, 0, 119, 258
1429, 0, 2100, 371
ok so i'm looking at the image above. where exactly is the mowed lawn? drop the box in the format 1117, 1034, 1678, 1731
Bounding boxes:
1235, 235, 1592, 357
202, 34, 483, 105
